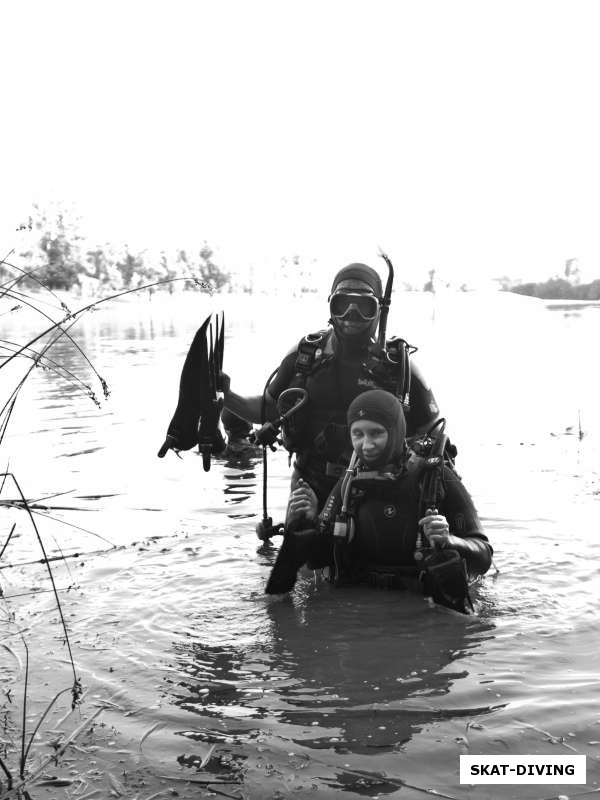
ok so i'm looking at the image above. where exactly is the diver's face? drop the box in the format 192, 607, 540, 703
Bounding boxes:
350, 419, 389, 464
330, 279, 379, 339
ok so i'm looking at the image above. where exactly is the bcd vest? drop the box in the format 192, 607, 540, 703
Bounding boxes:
343, 466, 423, 573
280, 329, 413, 462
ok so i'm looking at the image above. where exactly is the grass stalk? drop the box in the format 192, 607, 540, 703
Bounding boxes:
0, 546, 119, 572
3, 473, 78, 686
19, 638, 29, 779
9, 705, 106, 794
0, 752, 13, 789
0, 287, 105, 388
1, 337, 100, 396
21, 687, 73, 770
0, 523, 17, 560
0, 275, 206, 375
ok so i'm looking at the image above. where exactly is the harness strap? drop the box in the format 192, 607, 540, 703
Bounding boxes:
294, 330, 330, 381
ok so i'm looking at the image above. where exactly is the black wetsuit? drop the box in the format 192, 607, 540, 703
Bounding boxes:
265, 456, 492, 599
268, 329, 440, 506
317, 459, 492, 581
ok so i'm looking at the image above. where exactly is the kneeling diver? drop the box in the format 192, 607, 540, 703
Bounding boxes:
266, 389, 492, 613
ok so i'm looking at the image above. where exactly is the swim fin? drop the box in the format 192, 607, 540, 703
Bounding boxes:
420, 548, 474, 614
157, 312, 226, 470
197, 312, 226, 471
265, 528, 331, 594
265, 534, 303, 594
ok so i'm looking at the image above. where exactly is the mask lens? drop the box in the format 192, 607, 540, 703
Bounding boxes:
330, 293, 379, 320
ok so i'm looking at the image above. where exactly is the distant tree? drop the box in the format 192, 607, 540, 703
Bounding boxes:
115, 247, 145, 288
510, 282, 538, 297
582, 279, 600, 300
564, 258, 581, 285
86, 247, 108, 280
495, 275, 517, 291
10, 202, 233, 296
24, 203, 84, 290
134, 250, 163, 287
241, 264, 255, 293
198, 245, 230, 291
509, 277, 582, 300
176, 249, 196, 290
159, 251, 178, 293
85, 245, 121, 288
423, 269, 436, 293
536, 278, 574, 299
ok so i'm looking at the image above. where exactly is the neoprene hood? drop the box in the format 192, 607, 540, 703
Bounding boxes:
330, 263, 383, 298
347, 389, 407, 466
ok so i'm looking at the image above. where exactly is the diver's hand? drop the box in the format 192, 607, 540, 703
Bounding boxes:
220, 371, 231, 395
418, 508, 451, 549
287, 479, 318, 523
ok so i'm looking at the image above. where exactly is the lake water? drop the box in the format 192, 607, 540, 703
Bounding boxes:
1, 289, 599, 800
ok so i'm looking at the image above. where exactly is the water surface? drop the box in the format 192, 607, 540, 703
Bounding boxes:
1, 290, 599, 799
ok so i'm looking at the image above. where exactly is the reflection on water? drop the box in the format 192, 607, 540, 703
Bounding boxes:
221, 444, 262, 516
161, 582, 502, 792
1, 291, 600, 798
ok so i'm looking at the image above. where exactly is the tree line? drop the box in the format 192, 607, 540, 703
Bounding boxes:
4, 204, 230, 294
509, 277, 600, 300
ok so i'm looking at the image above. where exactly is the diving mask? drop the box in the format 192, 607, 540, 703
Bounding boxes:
329, 292, 380, 322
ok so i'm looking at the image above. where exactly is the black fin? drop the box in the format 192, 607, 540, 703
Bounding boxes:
265, 529, 328, 594
421, 548, 473, 614
158, 313, 225, 461
265, 535, 303, 594
197, 313, 226, 470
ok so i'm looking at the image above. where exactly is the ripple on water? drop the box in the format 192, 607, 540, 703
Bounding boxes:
3, 297, 600, 798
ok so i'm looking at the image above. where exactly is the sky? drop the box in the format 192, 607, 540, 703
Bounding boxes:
2, 0, 600, 287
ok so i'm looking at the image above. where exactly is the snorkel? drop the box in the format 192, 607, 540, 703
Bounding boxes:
375, 249, 413, 409
377, 249, 394, 351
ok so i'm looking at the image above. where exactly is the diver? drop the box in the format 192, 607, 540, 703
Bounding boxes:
265, 389, 492, 612
222, 262, 442, 510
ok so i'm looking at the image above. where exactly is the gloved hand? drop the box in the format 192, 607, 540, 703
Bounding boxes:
287, 479, 318, 525
220, 371, 231, 395
418, 507, 492, 575
418, 508, 451, 549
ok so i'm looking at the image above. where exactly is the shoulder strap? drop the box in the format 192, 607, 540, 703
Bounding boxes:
363, 337, 416, 409
294, 329, 331, 380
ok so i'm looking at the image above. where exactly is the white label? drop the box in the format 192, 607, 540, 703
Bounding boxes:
460, 755, 586, 784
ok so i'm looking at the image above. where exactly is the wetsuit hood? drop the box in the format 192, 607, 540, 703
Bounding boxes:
330, 263, 383, 298
347, 389, 407, 468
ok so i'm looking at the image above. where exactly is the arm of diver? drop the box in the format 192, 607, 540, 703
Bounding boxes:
423, 468, 493, 577
223, 389, 278, 425
442, 534, 493, 576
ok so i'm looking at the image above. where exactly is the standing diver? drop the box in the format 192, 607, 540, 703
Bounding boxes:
222, 261, 442, 512
266, 389, 492, 612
